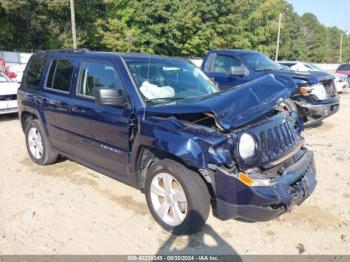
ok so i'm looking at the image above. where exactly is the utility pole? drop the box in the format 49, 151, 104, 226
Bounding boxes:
70, 0, 77, 49
275, 13, 282, 61
339, 33, 343, 63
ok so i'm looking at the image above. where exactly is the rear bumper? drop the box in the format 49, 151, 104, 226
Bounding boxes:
213, 149, 316, 221
295, 96, 340, 126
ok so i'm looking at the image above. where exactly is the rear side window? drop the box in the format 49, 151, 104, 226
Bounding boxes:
77, 61, 123, 97
46, 59, 75, 92
211, 55, 241, 74
24, 55, 45, 87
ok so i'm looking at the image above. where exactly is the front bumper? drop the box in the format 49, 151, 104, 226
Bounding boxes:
295, 96, 340, 126
0, 100, 18, 115
335, 81, 349, 92
213, 149, 316, 221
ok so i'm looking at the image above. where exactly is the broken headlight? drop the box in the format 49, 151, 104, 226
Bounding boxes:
309, 83, 327, 100
299, 83, 327, 100
238, 133, 257, 160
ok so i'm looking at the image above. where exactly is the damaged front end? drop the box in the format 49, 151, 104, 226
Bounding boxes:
292, 75, 340, 126
142, 74, 316, 222
211, 111, 316, 221
143, 107, 316, 222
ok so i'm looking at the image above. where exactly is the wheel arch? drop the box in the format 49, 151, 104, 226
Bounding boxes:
134, 145, 216, 199
19, 106, 48, 136
20, 111, 38, 132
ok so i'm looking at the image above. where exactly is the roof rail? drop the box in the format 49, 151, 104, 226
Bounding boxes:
38, 48, 90, 54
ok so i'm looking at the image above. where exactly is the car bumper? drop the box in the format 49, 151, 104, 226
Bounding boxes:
296, 96, 340, 126
335, 81, 349, 92
213, 149, 316, 221
0, 100, 18, 115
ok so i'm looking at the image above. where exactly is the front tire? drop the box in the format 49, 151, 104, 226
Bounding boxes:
145, 159, 210, 235
25, 119, 58, 165
280, 98, 298, 113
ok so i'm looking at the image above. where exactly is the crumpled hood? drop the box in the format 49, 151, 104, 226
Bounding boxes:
0, 82, 20, 96
255, 69, 333, 85
145, 74, 292, 130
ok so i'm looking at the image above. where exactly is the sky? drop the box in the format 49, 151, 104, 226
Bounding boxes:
287, 0, 350, 33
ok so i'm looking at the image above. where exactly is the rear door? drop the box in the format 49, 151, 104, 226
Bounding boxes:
203, 53, 251, 90
41, 57, 79, 152
68, 59, 131, 179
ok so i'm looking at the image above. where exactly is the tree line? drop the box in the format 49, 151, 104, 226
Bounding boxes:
0, 0, 349, 63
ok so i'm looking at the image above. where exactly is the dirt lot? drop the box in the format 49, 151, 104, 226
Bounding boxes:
1, 93, 350, 255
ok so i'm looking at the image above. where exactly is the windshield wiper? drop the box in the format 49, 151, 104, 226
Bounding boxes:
145, 97, 186, 103
256, 67, 276, 72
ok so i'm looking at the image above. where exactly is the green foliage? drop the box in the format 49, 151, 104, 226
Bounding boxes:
0, 0, 349, 62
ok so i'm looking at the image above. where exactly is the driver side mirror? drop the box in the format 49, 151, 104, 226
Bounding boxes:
94, 88, 126, 107
229, 66, 248, 76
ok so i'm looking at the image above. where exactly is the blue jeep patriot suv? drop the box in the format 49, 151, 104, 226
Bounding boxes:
18, 49, 316, 234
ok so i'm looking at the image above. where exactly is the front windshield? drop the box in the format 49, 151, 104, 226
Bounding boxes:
0, 73, 11, 83
307, 64, 324, 71
240, 52, 281, 71
125, 58, 219, 105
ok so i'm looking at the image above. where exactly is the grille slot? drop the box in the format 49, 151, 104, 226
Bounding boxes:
321, 79, 337, 98
0, 94, 17, 101
259, 119, 300, 162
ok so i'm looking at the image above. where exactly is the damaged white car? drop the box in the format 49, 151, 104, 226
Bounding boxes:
0, 72, 20, 114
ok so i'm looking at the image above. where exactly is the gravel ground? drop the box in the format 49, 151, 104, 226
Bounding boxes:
0, 92, 350, 255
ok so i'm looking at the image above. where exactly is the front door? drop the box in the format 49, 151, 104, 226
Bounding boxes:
68, 60, 131, 179
204, 54, 251, 90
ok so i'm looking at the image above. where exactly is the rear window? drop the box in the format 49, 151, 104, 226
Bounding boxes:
24, 55, 45, 87
46, 59, 75, 92
338, 64, 350, 70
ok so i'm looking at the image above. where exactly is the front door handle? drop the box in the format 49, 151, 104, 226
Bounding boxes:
50, 100, 62, 106
71, 106, 86, 113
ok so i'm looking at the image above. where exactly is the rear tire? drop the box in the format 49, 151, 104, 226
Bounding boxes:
25, 119, 58, 165
145, 159, 210, 235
